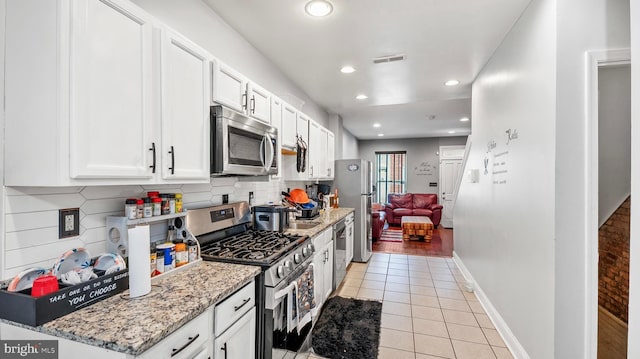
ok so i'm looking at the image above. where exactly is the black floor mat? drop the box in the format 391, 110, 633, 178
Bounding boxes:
311, 296, 382, 359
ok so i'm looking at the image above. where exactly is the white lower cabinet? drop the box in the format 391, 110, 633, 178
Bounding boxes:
213, 307, 256, 359
137, 309, 213, 359
312, 228, 334, 309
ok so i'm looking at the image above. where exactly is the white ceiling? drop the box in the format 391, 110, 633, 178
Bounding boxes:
203, 0, 531, 139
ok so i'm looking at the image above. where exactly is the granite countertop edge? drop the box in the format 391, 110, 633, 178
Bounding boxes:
1, 262, 261, 355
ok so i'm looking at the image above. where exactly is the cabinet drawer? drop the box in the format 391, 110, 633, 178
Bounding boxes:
137, 308, 212, 359
214, 281, 255, 336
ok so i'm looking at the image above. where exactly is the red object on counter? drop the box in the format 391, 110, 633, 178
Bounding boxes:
31, 275, 59, 297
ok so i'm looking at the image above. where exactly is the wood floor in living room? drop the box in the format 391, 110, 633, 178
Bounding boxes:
373, 227, 454, 257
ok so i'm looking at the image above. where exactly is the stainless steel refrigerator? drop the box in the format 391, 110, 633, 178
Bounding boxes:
334, 159, 373, 263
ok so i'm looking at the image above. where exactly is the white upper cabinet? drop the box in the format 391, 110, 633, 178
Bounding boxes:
69, 0, 155, 180
246, 82, 271, 124
212, 61, 247, 113
212, 62, 272, 124
159, 28, 212, 181
327, 131, 335, 179
308, 120, 323, 180
281, 103, 298, 148
4, 0, 211, 186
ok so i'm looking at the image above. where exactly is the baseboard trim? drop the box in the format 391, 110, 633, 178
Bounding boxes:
452, 251, 531, 359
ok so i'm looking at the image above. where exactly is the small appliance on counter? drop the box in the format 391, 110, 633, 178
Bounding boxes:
252, 205, 296, 232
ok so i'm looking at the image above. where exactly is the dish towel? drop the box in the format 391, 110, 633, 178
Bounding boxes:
295, 263, 316, 332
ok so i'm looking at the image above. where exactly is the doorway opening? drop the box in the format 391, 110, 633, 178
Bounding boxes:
587, 49, 631, 359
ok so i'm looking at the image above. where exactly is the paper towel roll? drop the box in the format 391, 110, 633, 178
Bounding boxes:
127, 225, 151, 298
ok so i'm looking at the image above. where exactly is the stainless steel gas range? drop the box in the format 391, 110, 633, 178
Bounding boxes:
186, 202, 315, 359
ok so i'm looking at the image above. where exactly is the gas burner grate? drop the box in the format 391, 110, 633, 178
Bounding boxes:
198, 230, 308, 264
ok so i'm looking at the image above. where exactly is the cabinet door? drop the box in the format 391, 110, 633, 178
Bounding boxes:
323, 240, 334, 301
282, 103, 298, 148
297, 113, 310, 145
69, 0, 155, 179
270, 97, 283, 179
212, 61, 246, 113
318, 128, 328, 179
214, 307, 256, 359
160, 28, 211, 181
247, 82, 271, 124
308, 121, 322, 179
327, 132, 335, 179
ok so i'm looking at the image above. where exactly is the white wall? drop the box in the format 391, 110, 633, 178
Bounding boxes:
555, 0, 630, 357
342, 130, 359, 159
598, 65, 631, 226
453, 0, 557, 358
131, 0, 329, 126
328, 114, 359, 160
628, 0, 640, 356
359, 137, 467, 198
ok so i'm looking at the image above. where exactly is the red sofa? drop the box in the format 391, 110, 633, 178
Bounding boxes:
372, 206, 386, 241
385, 193, 443, 228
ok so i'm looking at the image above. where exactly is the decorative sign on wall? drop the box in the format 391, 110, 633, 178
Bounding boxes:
414, 161, 436, 177
483, 129, 518, 185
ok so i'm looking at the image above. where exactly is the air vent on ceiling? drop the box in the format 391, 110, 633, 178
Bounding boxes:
372, 54, 406, 64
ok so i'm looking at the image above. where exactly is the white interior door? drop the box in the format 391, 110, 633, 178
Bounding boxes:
440, 159, 462, 228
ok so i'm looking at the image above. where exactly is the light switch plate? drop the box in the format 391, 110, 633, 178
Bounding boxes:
59, 208, 80, 238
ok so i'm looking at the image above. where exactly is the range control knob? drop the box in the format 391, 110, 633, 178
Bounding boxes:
284, 260, 293, 271
308, 243, 315, 253
302, 247, 310, 257
293, 253, 302, 264
277, 266, 285, 278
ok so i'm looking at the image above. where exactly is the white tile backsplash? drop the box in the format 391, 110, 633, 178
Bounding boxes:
2, 177, 281, 280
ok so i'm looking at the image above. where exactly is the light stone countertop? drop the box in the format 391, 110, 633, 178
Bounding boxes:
1, 261, 260, 355
285, 207, 355, 238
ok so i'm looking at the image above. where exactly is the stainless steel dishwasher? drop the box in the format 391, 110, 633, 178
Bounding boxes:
333, 218, 347, 290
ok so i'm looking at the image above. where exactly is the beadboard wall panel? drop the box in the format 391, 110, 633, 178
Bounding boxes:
2, 177, 281, 280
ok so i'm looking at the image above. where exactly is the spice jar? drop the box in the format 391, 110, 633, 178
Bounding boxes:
136, 199, 144, 219
152, 197, 162, 216
175, 242, 187, 267
175, 193, 183, 213
187, 239, 198, 262
125, 198, 137, 220
160, 194, 170, 215
147, 191, 160, 199
143, 197, 153, 218
169, 194, 176, 214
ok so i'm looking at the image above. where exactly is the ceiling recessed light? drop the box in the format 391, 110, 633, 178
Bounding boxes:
377, 134, 384, 137
460, 117, 470, 122
448, 130, 456, 134
341, 66, 355, 74
305, 0, 333, 17
445, 80, 460, 86
373, 123, 381, 128
356, 94, 368, 100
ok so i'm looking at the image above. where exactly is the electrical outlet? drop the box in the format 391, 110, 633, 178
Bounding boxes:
222, 194, 229, 204
59, 208, 80, 239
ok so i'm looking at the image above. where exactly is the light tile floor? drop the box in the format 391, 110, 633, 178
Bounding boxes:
308, 253, 515, 359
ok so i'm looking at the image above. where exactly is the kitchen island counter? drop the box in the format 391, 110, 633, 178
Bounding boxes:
1, 261, 260, 355
285, 207, 355, 237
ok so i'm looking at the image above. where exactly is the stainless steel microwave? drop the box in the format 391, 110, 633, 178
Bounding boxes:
211, 105, 278, 176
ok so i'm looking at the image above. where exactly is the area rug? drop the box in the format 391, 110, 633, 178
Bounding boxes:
311, 296, 382, 359
378, 227, 403, 242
